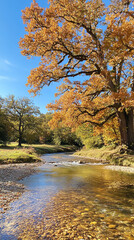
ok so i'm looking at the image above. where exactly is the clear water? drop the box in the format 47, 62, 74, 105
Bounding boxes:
0, 153, 134, 239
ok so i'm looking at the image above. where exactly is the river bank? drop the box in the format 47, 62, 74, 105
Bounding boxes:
0, 162, 41, 214
104, 165, 134, 174
0, 143, 78, 164
74, 145, 134, 167
0, 144, 78, 213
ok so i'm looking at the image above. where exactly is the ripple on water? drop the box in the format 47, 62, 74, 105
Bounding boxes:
0, 153, 134, 239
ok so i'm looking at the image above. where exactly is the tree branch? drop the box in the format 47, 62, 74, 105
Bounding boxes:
83, 112, 116, 126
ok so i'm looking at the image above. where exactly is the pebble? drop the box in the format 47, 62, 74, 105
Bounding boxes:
108, 224, 117, 229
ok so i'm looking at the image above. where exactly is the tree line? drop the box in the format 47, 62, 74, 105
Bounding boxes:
0, 95, 81, 147
0, 95, 123, 149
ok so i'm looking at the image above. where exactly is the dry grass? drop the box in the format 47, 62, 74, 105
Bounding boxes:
74, 146, 134, 167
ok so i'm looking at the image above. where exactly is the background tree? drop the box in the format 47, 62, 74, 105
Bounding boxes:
22, 115, 40, 144
38, 113, 53, 144
76, 123, 104, 149
3, 95, 40, 146
52, 126, 81, 146
21, 113, 53, 144
19, 0, 134, 149
0, 97, 10, 144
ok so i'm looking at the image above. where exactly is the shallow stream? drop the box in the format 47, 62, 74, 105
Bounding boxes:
0, 153, 134, 239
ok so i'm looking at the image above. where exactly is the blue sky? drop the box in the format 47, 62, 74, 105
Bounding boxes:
0, 0, 59, 113
0, 0, 110, 113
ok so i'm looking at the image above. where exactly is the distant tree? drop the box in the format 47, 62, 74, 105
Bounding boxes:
0, 98, 10, 144
76, 123, 103, 149
22, 115, 40, 144
47, 116, 82, 146
3, 95, 40, 146
23, 113, 53, 144
0, 113, 8, 144
38, 113, 53, 144
52, 127, 80, 146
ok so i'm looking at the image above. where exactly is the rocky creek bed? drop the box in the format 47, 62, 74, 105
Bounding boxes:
0, 153, 134, 239
0, 162, 41, 214
0, 157, 134, 215
0, 156, 134, 215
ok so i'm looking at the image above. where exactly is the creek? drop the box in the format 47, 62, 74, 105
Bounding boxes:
0, 153, 134, 239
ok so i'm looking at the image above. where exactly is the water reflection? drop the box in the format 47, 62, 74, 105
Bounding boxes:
0, 153, 134, 239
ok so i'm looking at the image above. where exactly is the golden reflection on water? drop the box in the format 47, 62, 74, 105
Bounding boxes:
18, 165, 134, 240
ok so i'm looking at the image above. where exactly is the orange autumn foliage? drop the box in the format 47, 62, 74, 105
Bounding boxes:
19, 0, 134, 148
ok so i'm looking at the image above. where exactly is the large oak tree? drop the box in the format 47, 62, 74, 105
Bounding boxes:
19, 0, 134, 148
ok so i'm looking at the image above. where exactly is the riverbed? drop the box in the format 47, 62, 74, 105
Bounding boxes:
0, 153, 134, 239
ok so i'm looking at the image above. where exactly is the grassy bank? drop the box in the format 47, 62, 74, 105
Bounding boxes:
0, 143, 78, 164
0, 148, 40, 164
74, 146, 134, 167
26, 143, 78, 154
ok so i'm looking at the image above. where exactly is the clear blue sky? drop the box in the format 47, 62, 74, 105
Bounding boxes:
0, 0, 109, 113
0, 0, 60, 113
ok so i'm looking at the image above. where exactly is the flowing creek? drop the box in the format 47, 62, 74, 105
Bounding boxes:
0, 153, 134, 239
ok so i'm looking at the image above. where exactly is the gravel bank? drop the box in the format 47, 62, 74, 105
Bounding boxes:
0, 162, 41, 214
104, 165, 134, 174
73, 155, 134, 173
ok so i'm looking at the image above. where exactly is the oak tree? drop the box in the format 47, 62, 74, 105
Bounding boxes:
3, 95, 40, 146
19, 0, 134, 148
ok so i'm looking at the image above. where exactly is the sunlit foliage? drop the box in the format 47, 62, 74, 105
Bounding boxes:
20, 0, 134, 148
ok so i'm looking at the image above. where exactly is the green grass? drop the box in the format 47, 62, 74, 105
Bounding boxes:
28, 144, 78, 154
7, 142, 77, 153
0, 147, 41, 164
0, 142, 78, 164
74, 146, 134, 167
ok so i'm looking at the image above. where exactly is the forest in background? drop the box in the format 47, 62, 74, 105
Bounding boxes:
0, 95, 121, 149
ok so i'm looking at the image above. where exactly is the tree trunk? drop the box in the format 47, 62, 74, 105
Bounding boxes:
126, 108, 134, 149
18, 117, 22, 147
18, 135, 22, 147
118, 108, 134, 149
